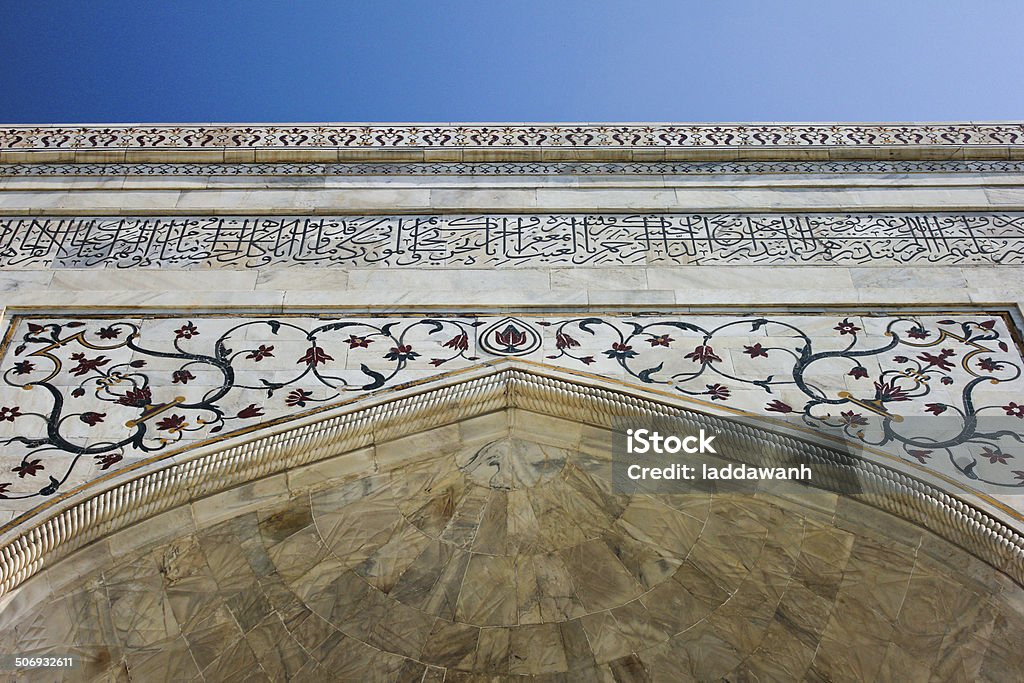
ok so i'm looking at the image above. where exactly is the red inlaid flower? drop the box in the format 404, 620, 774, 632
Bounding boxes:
907, 450, 932, 463
156, 414, 188, 433
175, 322, 199, 340
743, 343, 768, 358
118, 386, 152, 407
298, 346, 334, 367
978, 357, 1003, 372
980, 446, 1013, 465
385, 344, 419, 362
95, 453, 122, 470
1003, 402, 1024, 419
495, 326, 528, 350
705, 384, 730, 401
69, 352, 110, 377
834, 318, 861, 335
246, 345, 275, 362
874, 379, 911, 402
685, 345, 721, 364
12, 361, 34, 375
0, 406, 22, 422
840, 410, 869, 427
345, 335, 373, 349
236, 404, 264, 419
443, 333, 470, 352
556, 332, 580, 350
172, 370, 195, 384
604, 342, 637, 360
12, 459, 43, 478
918, 349, 956, 371
285, 389, 314, 407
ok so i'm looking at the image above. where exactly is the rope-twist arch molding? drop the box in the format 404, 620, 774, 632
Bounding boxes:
1, 365, 1023, 600
2, 123, 1024, 149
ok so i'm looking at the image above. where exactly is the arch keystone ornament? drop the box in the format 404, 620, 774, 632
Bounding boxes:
478, 316, 543, 356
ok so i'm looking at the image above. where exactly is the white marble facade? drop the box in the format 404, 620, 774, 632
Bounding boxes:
2, 124, 1024, 681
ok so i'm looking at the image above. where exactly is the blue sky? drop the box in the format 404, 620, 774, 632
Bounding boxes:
1, 1, 1022, 123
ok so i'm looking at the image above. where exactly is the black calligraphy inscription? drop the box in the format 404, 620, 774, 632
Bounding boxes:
2, 213, 1023, 269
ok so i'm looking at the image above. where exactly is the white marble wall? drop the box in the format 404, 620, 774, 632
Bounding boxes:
1, 160, 1023, 548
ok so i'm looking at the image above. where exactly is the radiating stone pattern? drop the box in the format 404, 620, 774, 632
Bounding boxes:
6, 438, 1023, 682
4, 213, 1024, 269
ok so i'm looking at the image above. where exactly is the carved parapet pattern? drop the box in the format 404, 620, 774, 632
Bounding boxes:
2, 123, 1023, 149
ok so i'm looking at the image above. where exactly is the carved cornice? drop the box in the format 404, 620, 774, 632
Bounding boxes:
1, 123, 1023, 164
2, 123, 1024, 149
4, 160, 1024, 177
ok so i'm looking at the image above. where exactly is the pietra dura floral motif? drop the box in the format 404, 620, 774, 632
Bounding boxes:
1, 312, 1024, 508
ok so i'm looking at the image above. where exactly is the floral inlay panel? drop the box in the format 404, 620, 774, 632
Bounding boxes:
1, 311, 1023, 515
3, 213, 1024, 269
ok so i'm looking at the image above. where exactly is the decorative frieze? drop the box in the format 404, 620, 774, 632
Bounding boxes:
3, 213, 1024, 269
5, 160, 1024, 176
2, 123, 1023, 149
1, 311, 1022, 516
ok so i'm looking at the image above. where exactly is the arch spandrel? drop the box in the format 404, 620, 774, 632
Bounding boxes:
0, 355, 1022, 611
2, 310, 1024, 535
1, 395, 1023, 681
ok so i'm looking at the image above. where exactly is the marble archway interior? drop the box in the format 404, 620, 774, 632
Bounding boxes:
4, 432, 1023, 682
